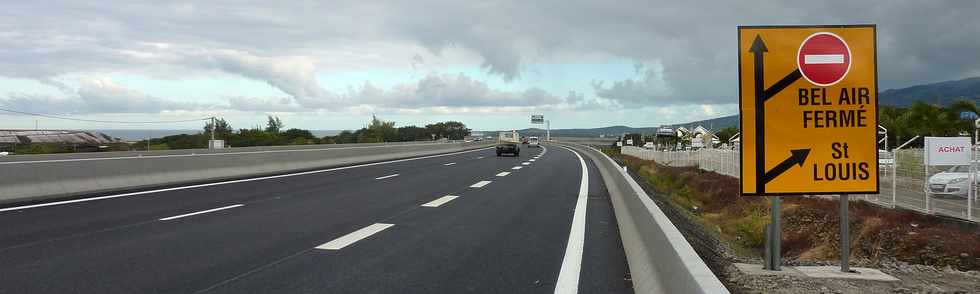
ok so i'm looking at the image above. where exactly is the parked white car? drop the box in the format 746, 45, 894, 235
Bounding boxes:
926, 165, 975, 199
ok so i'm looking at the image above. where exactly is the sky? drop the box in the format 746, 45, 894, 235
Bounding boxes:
1, 1, 978, 131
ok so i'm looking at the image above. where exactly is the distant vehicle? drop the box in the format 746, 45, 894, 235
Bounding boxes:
521, 137, 529, 145
528, 136, 540, 148
496, 131, 521, 156
474, 137, 482, 141
927, 165, 975, 199
0, 152, 8, 156
643, 142, 655, 149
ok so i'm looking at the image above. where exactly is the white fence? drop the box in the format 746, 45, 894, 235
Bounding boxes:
621, 146, 978, 223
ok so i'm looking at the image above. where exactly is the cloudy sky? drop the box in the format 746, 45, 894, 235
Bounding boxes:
1, 1, 978, 131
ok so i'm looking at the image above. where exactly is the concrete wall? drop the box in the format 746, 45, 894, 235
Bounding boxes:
0, 141, 491, 205
561, 143, 728, 294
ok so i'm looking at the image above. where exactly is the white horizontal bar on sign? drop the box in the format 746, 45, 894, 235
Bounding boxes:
316, 223, 394, 250
804, 54, 844, 64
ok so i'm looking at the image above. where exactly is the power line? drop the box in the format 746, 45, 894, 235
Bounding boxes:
0, 107, 212, 124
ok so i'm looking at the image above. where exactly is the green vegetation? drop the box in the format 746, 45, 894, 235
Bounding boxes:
137, 115, 471, 150
879, 99, 979, 148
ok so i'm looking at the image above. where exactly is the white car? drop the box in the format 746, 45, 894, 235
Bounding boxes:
527, 136, 540, 148
643, 142, 655, 149
926, 165, 976, 199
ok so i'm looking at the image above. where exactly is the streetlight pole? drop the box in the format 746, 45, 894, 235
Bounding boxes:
546, 120, 551, 142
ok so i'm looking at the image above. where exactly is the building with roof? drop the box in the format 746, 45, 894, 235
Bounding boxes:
0, 130, 121, 152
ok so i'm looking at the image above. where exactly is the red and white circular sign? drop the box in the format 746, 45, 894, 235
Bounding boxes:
797, 32, 851, 86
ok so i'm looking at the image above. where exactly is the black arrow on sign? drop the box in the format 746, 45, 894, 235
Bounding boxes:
750, 35, 768, 194
762, 149, 811, 185
750, 35, 808, 193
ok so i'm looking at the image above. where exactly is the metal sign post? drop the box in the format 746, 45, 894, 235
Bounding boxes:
766, 196, 782, 270
840, 194, 851, 273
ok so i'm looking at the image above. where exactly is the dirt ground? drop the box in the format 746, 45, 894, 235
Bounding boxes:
614, 153, 980, 293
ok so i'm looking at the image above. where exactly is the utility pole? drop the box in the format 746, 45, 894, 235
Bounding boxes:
546, 120, 551, 141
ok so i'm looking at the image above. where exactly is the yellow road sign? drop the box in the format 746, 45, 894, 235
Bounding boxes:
738, 25, 878, 195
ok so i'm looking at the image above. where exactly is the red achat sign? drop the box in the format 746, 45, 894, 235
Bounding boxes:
797, 32, 851, 86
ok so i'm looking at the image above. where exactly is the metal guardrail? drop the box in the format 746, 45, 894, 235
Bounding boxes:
0, 141, 492, 205
562, 143, 729, 294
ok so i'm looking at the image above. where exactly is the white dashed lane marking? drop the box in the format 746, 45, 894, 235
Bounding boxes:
421, 195, 459, 208
316, 223, 395, 250
469, 181, 492, 188
159, 204, 244, 221
374, 174, 400, 180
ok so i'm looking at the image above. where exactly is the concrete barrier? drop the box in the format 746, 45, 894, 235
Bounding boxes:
561, 143, 728, 294
0, 141, 491, 205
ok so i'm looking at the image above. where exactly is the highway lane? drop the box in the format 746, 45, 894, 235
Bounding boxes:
0, 144, 632, 293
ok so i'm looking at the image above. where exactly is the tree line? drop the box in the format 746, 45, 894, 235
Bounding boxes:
141, 115, 471, 150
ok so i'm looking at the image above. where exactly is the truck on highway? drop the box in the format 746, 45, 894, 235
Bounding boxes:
496, 131, 521, 156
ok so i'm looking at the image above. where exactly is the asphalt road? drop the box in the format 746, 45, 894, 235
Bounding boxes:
0, 144, 633, 294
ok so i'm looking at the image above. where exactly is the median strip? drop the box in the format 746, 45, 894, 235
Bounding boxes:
316, 223, 395, 250
374, 174, 400, 180
421, 195, 459, 207
470, 181, 492, 188
159, 204, 244, 221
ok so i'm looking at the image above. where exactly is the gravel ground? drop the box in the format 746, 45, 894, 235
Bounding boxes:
619, 159, 980, 294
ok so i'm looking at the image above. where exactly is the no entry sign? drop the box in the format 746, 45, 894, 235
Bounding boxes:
798, 33, 852, 86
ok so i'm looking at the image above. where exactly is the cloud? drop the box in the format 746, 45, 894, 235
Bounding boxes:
195, 49, 330, 100
1, 0, 979, 112
1, 77, 205, 113
291, 73, 564, 109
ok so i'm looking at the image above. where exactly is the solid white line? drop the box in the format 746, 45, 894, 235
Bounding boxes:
374, 174, 400, 180
421, 195, 459, 207
470, 181, 492, 188
496, 172, 510, 177
0, 147, 493, 213
512, 166, 523, 170
554, 146, 589, 294
443, 162, 456, 166
522, 162, 531, 165
316, 223, 394, 250
804, 54, 844, 64
159, 204, 244, 221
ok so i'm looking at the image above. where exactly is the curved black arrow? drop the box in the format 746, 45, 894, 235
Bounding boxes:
762, 149, 811, 184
